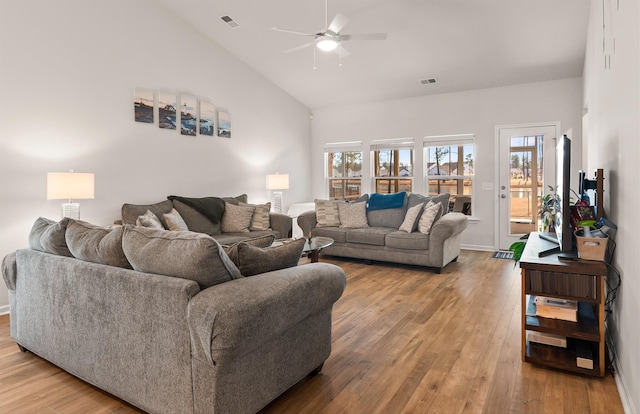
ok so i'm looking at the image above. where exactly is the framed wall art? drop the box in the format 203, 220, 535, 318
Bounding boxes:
218, 111, 231, 138
134, 88, 154, 124
158, 91, 177, 130
199, 100, 215, 136
180, 93, 197, 136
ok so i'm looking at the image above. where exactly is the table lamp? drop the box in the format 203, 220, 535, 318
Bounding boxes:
47, 171, 95, 219
266, 173, 289, 213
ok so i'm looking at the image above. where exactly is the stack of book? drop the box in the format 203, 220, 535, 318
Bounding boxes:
534, 296, 578, 322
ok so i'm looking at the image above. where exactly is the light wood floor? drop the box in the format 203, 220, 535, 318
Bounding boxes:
0, 251, 624, 414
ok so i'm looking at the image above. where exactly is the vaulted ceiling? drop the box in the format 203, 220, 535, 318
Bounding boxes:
157, 0, 590, 109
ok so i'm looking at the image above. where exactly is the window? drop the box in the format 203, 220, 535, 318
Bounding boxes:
325, 142, 362, 200
371, 138, 414, 194
424, 134, 474, 214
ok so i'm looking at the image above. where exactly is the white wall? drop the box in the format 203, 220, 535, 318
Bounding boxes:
583, 0, 639, 412
0, 0, 312, 312
311, 78, 583, 250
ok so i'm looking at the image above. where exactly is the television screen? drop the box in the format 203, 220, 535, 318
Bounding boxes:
555, 135, 573, 253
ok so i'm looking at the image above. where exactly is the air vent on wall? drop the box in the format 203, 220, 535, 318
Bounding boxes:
420, 78, 437, 85
220, 15, 240, 28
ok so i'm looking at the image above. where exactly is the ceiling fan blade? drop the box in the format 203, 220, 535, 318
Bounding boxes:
282, 42, 314, 54
327, 13, 349, 34
271, 27, 315, 37
335, 43, 350, 57
340, 33, 387, 41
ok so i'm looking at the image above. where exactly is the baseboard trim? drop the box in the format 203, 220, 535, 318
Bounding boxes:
0, 305, 10, 316
461, 244, 495, 252
607, 332, 636, 414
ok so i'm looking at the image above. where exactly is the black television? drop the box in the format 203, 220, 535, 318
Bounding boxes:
539, 134, 574, 257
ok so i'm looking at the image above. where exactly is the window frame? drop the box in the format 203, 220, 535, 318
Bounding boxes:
423, 134, 475, 214
324, 141, 363, 201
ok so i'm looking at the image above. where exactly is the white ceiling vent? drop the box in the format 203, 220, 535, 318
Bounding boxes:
420, 78, 437, 85
220, 16, 240, 28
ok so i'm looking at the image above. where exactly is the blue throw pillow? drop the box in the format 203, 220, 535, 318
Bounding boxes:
367, 192, 406, 211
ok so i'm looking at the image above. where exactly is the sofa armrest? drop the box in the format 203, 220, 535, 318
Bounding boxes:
297, 210, 317, 238
187, 263, 346, 366
269, 212, 292, 238
2, 252, 17, 291
429, 212, 468, 242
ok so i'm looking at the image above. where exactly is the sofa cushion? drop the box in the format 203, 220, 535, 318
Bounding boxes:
418, 202, 442, 234
408, 192, 451, 213
315, 199, 344, 227
122, 225, 241, 287
240, 202, 271, 231
121, 200, 173, 227
28, 217, 73, 257
367, 192, 406, 211
385, 231, 430, 250
221, 194, 248, 205
345, 227, 396, 246
399, 203, 424, 233
163, 208, 189, 231
223, 234, 276, 265
366, 202, 407, 229
65, 220, 132, 268
173, 197, 225, 236
236, 238, 305, 276
136, 210, 164, 229
221, 202, 255, 233
338, 201, 368, 228
310, 226, 347, 243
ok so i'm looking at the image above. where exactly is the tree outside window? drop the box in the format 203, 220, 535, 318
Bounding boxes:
425, 144, 474, 211
373, 149, 413, 193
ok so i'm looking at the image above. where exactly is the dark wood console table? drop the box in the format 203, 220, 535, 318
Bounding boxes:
520, 232, 607, 377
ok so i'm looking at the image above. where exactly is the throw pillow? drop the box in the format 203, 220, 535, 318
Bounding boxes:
221, 202, 255, 233
122, 225, 241, 287
367, 192, 406, 211
171, 199, 221, 236
338, 201, 369, 228
399, 203, 424, 233
418, 202, 442, 235
240, 202, 271, 231
65, 220, 132, 268
163, 208, 189, 231
136, 210, 164, 230
235, 238, 306, 276
221, 194, 248, 205
121, 199, 173, 226
28, 217, 73, 257
315, 199, 343, 227
223, 234, 276, 265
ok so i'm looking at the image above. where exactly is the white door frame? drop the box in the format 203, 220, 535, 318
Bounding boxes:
494, 122, 561, 250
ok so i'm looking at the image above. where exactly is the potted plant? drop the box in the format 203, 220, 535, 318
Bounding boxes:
539, 185, 561, 233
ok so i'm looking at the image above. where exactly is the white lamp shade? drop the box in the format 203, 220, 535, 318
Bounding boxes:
47, 172, 95, 200
266, 173, 289, 190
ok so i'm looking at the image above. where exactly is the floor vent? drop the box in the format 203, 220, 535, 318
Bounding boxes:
220, 15, 240, 28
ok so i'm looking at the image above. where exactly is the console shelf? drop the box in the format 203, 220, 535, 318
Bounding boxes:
520, 233, 607, 377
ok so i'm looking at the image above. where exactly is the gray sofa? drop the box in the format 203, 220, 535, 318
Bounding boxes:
298, 192, 468, 273
2, 217, 346, 414
121, 193, 292, 244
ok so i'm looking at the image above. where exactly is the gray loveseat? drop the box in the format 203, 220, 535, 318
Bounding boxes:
2, 217, 346, 414
298, 192, 468, 273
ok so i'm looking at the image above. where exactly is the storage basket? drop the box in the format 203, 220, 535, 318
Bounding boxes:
574, 230, 608, 261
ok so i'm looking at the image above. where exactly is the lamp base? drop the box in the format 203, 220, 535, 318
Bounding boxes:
272, 191, 284, 214
61, 202, 80, 220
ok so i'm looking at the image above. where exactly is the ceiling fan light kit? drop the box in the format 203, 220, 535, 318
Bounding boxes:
271, 0, 386, 66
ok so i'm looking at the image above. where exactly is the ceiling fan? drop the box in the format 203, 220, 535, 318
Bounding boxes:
271, 0, 387, 59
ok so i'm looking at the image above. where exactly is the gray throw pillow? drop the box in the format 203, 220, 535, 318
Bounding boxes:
136, 210, 164, 229
163, 208, 189, 231
236, 238, 306, 276
122, 225, 241, 287
28, 217, 73, 257
315, 199, 344, 227
240, 202, 271, 231
338, 201, 369, 228
223, 234, 276, 265
65, 220, 132, 269
221, 202, 255, 233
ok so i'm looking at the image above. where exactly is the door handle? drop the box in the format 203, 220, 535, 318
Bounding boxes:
501, 194, 507, 199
